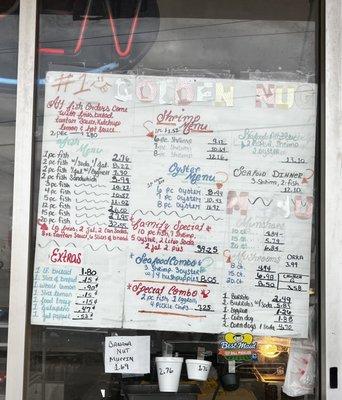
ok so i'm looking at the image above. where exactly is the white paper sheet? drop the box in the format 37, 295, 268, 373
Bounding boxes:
31, 72, 317, 337
105, 336, 150, 374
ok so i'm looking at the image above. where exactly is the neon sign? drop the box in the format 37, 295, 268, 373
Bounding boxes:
0, 0, 160, 85
39, 0, 142, 58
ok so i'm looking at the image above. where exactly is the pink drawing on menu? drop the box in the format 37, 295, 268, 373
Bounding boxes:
37, 219, 48, 232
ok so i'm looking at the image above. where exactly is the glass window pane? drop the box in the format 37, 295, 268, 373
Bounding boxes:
28, 1, 320, 399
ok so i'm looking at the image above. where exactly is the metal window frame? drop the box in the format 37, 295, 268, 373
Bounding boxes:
3, 0, 333, 399
323, 0, 342, 399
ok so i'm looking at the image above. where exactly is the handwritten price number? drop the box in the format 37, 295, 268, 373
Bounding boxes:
287, 284, 303, 292
155, 127, 179, 135
112, 154, 130, 163
83, 292, 96, 298
112, 199, 129, 207
112, 192, 129, 199
275, 302, 291, 310
205, 197, 222, 205
276, 315, 293, 323
212, 138, 226, 145
112, 168, 129, 176
114, 363, 129, 371
86, 283, 98, 291
276, 308, 292, 316
273, 295, 291, 303
284, 157, 306, 164
81, 268, 97, 276
109, 221, 128, 229
80, 305, 96, 313
196, 304, 212, 312
159, 367, 174, 375
256, 272, 275, 280
196, 245, 218, 254
198, 365, 209, 372
265, 237, 282, 244
198, 275, 217, 284
112, 184, 130, 192
282, 187, 301, 194
207, 153, 228, 161
113, 162, 130, 170
256, 280, 275, 288
80, 276, 98, 284
74, 268, 98, 321
83, 298, 97, 305
79, 313, 93, 320
207, 189, 223, 197
277, 324, 293, 331
86, 131, 98, 138
286, 261, 298, 268
206, 204, 221, 211
257, 265, 272, 272
112, 176, 130, 184
265, 231, 280, 237
264, 244, 280, 252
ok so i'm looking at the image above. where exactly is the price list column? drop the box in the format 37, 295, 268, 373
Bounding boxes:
72, 267, 99, 322
109, 154, 132, 231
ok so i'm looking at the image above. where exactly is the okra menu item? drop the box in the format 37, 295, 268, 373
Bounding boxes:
32, 72, 316, 337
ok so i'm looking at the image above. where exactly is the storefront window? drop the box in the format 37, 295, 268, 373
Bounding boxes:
0, 1, 19, 397
28, 1, 320, 399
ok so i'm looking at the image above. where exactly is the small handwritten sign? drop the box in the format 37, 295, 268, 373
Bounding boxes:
105, 336, 150, 374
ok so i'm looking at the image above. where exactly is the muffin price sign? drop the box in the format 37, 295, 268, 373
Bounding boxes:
31, 72, 316, 337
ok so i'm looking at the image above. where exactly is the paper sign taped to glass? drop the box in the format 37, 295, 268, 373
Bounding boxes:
105, 336, 150, 374
31, 71, 317, 337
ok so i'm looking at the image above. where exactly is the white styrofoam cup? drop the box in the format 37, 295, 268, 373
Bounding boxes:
185, 359, 212, 381
155, 357, 184, 392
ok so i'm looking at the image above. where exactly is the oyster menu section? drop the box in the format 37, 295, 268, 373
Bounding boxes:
32, 72, 316, 337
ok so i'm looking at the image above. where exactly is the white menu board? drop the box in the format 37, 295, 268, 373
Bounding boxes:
31, 71, 316, 337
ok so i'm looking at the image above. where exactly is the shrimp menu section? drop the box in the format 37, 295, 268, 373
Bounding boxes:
32, 71, 317, 337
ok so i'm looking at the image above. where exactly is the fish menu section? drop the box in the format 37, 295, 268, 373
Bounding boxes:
31, 72, 316, 337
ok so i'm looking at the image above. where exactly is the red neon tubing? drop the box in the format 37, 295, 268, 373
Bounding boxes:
38, 0, 141, 58
39, 48, 65, 55
106, 0, 141, 58
73, 0, 92, 54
